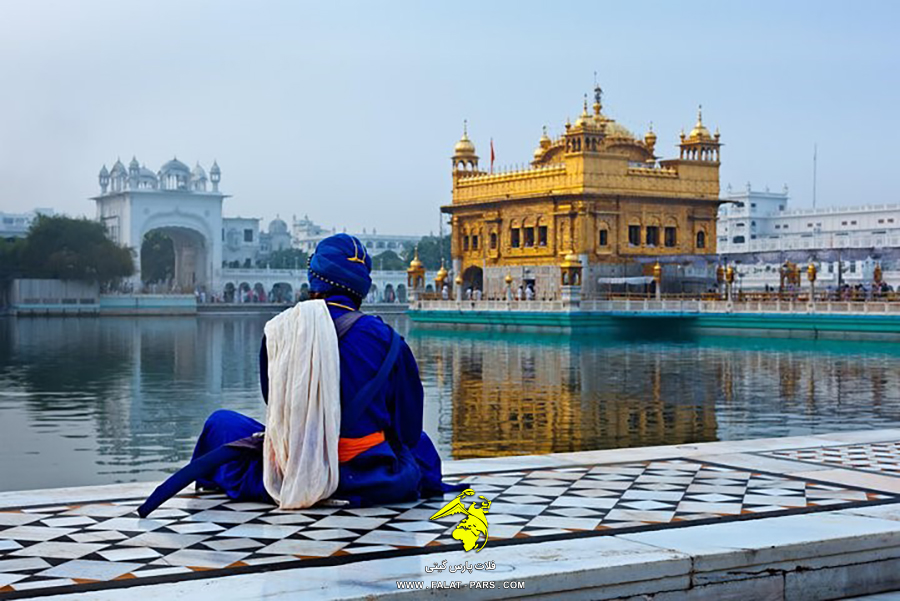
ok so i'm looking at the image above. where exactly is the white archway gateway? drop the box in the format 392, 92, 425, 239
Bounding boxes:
93, 156, 225, 293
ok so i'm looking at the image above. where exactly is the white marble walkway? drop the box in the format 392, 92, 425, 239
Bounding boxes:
5, 429, 900, 600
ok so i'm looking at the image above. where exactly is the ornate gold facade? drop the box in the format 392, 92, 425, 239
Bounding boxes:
442, 86, 723, 298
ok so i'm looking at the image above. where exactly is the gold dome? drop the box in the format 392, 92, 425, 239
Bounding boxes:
453, 121, 476, 156
435, 259, 448, 280
539, 126, 552, 149
504, 273, 513, 285
407, 246, 424, 272
603, 119, 634, 139
688, 106, 711, 141
454, 133, 476, 156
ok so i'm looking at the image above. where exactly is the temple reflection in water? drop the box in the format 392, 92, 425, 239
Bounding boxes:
409, 330, 719, 459
2, 316, 900, 491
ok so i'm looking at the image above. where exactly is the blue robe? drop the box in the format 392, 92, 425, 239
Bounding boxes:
194, 296, 447, 506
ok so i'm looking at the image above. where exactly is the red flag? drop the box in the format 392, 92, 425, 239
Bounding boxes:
490, 138, 495, 173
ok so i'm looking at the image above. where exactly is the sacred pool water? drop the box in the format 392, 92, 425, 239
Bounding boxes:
2, 314, 900, 492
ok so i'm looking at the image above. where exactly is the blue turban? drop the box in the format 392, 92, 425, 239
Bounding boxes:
308, 233, 373, 300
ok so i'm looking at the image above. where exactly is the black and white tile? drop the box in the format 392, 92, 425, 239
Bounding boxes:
765, 442, 900, 476
0, 459, 894, 597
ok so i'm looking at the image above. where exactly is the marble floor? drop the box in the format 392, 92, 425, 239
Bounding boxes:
3, 431, 900, 599
765, 441, 900, 476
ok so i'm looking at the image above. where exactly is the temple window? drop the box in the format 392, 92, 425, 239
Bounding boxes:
511, 228, 521, 248
490, 232, 498, 249
664, 227, 677, 248
696, 230, 706, 248
463, 236, 469, 251
538, 226, 548, 247
646, 226, 659, 247
628, 225, 641, 246
472, 235, 479, 250
599, 229, 608, 246
244, 229, 253, 243
524, 227, 535, 247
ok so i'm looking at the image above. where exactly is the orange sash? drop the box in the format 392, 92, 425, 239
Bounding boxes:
338, 431, 385, 463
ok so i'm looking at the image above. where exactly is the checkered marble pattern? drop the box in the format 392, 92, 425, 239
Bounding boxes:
765, 442, 900, 476
0, 459, 893, 597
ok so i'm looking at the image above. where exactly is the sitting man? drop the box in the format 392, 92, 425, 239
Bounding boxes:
140, 233, 449, 514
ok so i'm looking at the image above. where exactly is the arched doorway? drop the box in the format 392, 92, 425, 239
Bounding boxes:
238, 282, 251, 302
270, 282, 293, 303
253, 283, 266, 303
140, 231, 174, 290
223, 283, 236, 303
139, 225, 210, 293
299, 283, 310, 301
396, 284, 407, 303
383, 284, 395, 303
462, 266, 483, 294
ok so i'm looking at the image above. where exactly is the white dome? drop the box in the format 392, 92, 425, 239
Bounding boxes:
160, 157, 190, 174
269, 217, 288, 234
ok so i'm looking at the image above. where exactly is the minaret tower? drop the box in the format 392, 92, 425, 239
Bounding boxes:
679, 105, 721, 162
210, 160, 221, 192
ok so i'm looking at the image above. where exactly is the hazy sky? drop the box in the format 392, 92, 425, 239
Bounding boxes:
0, 0, 897, 235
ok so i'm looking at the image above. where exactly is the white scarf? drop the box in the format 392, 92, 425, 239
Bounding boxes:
262, 299, 341, 509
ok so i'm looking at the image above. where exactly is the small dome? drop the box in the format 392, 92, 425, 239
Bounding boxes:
210, 160, 221, 174
269, 217, 288, 234
110, 159, 127, 175
160, 157, 190, 174
539, 128, 552, 149
689, 123, 711, 141
191, 162, 208, 180
129, 156, 140, 170
688, 106, 712, 141
533, 146, 544, 160
603, 120, 634, 139
99, 165, 109, 177
407, 247, 424, 272
454, 132, 476, 156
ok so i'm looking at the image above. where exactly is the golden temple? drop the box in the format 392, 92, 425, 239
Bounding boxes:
442, 85, 723, 299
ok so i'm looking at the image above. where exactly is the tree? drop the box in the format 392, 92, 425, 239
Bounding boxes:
371, 250, 408, 271
401, 235, 451, 271
17, 215, 134, 284
140, 231, 174, 284
0, 237, 25, 280
265, 248, 309, 270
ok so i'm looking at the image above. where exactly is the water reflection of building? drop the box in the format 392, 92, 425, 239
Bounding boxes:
414, 334, 719, 458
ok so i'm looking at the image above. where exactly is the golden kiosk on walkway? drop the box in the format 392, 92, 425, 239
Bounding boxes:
442, 85, 724, 300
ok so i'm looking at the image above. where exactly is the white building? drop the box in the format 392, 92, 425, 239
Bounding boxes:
717, 184, 900, 289
222, 217, 260, 268
94, 156, 225, 293
292, 215, 420, 257
0, 208, 54, 239
222, 216, 294, 268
